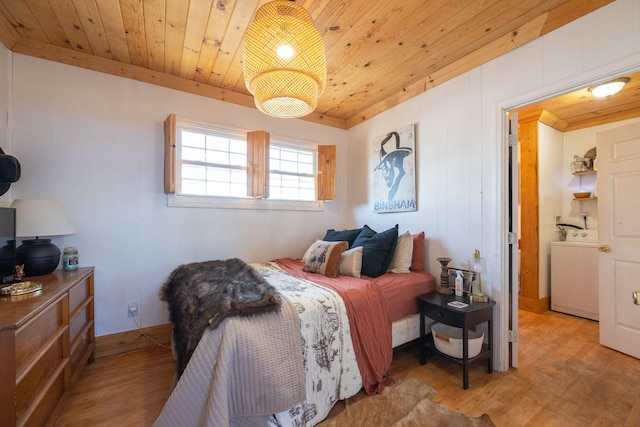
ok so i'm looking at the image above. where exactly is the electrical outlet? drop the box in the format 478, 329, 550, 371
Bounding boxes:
128, 303, 138, 317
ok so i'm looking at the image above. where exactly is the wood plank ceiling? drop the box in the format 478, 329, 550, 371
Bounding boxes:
1, 0, 632, 130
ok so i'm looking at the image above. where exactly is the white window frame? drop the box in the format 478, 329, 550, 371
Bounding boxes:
168, 118, 324, 211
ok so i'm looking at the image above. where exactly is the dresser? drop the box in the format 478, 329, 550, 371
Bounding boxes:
0, 267, 95, 427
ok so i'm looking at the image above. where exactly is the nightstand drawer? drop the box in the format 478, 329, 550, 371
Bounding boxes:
422, 304, 463, 327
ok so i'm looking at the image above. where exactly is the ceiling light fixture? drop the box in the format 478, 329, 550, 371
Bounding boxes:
588, 77, 630, 98
242, 0, 326, 119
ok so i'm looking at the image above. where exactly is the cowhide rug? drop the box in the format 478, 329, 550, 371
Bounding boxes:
319, 378, 496, 426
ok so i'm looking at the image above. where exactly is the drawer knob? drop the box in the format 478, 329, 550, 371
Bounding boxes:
437, 312, 444, 318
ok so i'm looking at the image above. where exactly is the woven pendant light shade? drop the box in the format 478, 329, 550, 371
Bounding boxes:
243, 1, 326, 118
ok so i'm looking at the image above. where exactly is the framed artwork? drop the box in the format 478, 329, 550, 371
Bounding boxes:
372, 124, 416, 213
447, 268, 477, 294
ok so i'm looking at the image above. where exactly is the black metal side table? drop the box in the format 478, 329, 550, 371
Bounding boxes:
418, 292, 495, 389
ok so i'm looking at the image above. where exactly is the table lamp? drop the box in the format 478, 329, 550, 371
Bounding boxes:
10, 199, 76, 276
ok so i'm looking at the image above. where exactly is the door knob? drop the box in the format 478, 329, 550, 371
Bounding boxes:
634, 291, 640, 305
599, 245, 611, 253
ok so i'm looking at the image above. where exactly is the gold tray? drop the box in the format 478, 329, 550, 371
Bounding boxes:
1, 281, 43, 296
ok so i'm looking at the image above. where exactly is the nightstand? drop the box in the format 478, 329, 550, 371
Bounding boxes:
418, 292, 495, 389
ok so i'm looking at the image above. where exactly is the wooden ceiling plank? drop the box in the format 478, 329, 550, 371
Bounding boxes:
70, 0, 112, 59
179, 0, 214, 80
1, 0, 50, 44
162, 0, 188, 75
193, 0, 236, 84
316, 0, 455, 116
322, 0, 499, 81
0, 12, 20, 50
206, 1, 263, 88
324, 0, 521, 117
330, 0, 560, 119
46, 0, 94, 54
142, 0, 165, 72
321, 0, 445, 83
23, 0, 71, 48
95, 0, 130, 63
344, 13, 549, 127
567, 107, 640, 131
119, 0, 147, 67
565, 97, 640, 121
142, 0, 165, 71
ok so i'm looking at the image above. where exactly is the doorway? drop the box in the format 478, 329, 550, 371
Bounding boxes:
500, 66, 640, 369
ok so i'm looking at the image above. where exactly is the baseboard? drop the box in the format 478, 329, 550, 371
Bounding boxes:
519, 296, 550, 314
94, 323, 172, 359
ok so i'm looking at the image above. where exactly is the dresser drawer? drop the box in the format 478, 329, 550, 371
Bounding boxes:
69, 278, 91, 314
16, 334, 66, 421
18, 365, 66, 427
70, 328, 93, 380
15, 296, 66, 373
70, 304, 90, 344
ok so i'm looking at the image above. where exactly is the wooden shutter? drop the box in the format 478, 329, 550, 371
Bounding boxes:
317, 145, 336, 201
164, 113, 176, 194
247, 130, 269, 199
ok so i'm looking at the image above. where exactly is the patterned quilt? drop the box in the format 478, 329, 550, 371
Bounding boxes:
253, 262, 363, 427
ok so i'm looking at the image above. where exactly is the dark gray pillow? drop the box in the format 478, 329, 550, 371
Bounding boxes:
323, 227, 363, 248
352, 224, 398, 277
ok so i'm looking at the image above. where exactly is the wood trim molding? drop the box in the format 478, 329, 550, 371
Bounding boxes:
94, 324, 172, 359
11, 38, 348, 130
519, 296, 550, 314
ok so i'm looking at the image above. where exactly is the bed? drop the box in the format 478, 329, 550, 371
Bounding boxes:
155, 227, 436, 427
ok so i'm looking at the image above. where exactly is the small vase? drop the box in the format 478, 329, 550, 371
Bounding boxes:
436, 257, 453, 294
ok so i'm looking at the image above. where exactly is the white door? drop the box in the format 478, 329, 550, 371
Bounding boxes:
597, 121, 640, 359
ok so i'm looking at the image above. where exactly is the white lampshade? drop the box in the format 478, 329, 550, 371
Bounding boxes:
588, 77, 630, 98
10, 199, 76, 238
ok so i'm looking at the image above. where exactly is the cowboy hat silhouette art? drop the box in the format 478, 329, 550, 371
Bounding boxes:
374, 131, 412, 201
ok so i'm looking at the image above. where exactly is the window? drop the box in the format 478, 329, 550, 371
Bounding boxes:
269, 144, 316, 201
164, 114, 335, 210
179, 128, 248, 198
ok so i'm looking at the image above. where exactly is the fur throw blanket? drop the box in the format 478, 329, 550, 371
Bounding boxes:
160, 258, 281, 378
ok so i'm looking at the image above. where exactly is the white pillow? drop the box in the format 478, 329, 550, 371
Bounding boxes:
387, 231, 413, 273
339, 246, 363, 278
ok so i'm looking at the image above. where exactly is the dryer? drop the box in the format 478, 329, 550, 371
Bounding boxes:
550, 229, 599, 321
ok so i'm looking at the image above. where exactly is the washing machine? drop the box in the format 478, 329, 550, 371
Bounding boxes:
550, 229, 599, 321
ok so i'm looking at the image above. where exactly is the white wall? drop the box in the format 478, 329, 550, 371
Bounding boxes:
538, 123, 564, 299
562, 116, 640, 230
7, 53, 348, 336
0, 44, 11, 205
346, 0, 640, 369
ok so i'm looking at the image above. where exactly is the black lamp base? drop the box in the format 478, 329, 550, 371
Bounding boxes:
16, 238, 61, 277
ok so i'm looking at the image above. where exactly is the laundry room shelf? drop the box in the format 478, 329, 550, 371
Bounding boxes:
572, 170, 596, 176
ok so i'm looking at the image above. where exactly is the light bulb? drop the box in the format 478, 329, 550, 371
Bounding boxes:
276, 44, 294, 60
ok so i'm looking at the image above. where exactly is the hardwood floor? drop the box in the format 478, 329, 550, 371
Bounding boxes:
56, 310, 640, 426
